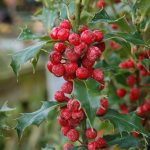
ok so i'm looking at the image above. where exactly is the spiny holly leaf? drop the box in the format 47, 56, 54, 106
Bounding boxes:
69, 147, 87, 150
91, 9, 125, 23
105, 32, 145, 46
103, 109, 147, 135
18, 27, 37, 40
73, 79, 103, 128
15, 101, 62, 138
0, 102, 15, 112
104, 133, 139, 148
10, 41, 46, 76
141, 58, 150, 72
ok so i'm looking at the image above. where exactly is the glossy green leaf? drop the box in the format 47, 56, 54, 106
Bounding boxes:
91, 9, 125, 24
10, 41, 46, 76
141, 58, 150, 72
103, 109, 147, 135
73, 79, 101, 128
104, 133, 139, 148
15, 101, 61, 138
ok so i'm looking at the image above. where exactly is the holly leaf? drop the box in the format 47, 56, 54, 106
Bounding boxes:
103, 109, 147, 135
0, 102, 15, 112
141, 58, 150, 72
69, 147, 87, 150
15, 101, 63, 138
73, 79, 102, 128
10, 41, 46, 76
104, 133, 139, 148
90, 9, 125, 24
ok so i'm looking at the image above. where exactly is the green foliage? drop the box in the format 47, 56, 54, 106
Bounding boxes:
42, 145, 56, 150
10, 42, 46, 76
69, 147, 87, 150
103, 109, 147, 135
15, 101, 63, 138
141, 58, 150, 72
0, 102, 15, 112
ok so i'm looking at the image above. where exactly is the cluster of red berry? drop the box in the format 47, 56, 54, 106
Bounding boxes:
136, 99, 150, 117
47, 19, 107, 150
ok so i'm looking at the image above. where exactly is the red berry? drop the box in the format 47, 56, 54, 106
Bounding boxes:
82, 56, 95, 68
131, 131, 139, 138
116, 88, 126, 98
129, 88, 140, 101
85, 128, 97, 139
63, 143, 73, 150
67, 129, 79, 142
54, 42, 66, 53
92, 69, 104, 82
65, 49, 79, 62
67, 99, 80, 111
126, 59, 134, 68
86, 46, 101, 62
60, 108, 71, 120
61, 81, 73, 94
52, 64, 65, 77
63, 73, 76, 81
109, 40, 120, 49
76, 67, 89, 79
54, 91, 66, 102
93, 30, 103, 42
47, 61, 53, 72
80, 30, 94, 44
74, 42, 87, 55
69, 33, 80, 46
136, 107, 145, 117
88, 141, 97, 150
126, 75, 136, 86
137, 63, 144, 70
50, 27, 60, 40
79, 25, 88, 33
96, 0, 106, 9
96, 137, 106, 148
68, 118, 80, 128
61, 126, 71, 136
119, 104, 128, 114
50, 51, 62, 64
97, 42, 105, 52
100, 98, 108, 109
111, 24, 118, 30
57, 28, 70, 41
72, 109, 84, 120
58, 116, 68, 126
96, 107, 106, 116
142, 103, 149, 113
64, 62, 78, 75
99, 80, 105, 90
60, 20, 71, 29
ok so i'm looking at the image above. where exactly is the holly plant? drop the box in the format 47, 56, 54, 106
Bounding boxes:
10, 0, 150, 149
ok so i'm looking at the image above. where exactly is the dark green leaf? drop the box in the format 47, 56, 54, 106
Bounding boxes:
69, 146, 87, 150
73, 79, 102, 128
91, 9, 125, 24
10, 42, 46, 76
141, 58, 150, 72
104, 133, 139, 148
103, 109, 147, 135
15, 101, 62, 138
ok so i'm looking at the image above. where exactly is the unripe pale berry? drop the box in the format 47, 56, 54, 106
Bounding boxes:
69, 33, 80, 46
50, 51, 62, 64
60, 20, 71, 29
54, 42, 66, 53
85, 128, 97, 139
67, 129, 79, 142
116, 88, 126, 98
76, 67, 89, 79
52, 64, 65, 77
57, 28, 70, 41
